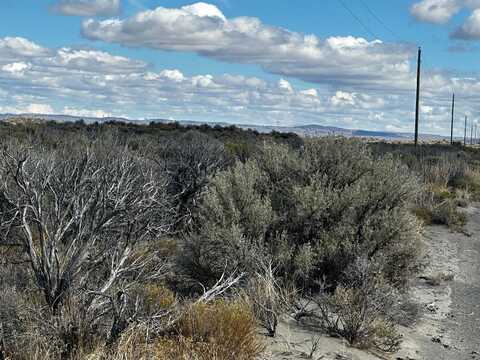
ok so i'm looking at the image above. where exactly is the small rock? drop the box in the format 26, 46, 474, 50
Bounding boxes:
427, 302, 439, 313
432, 336, 442, 344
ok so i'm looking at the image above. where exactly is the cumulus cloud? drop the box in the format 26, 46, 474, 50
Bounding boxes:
410, 0, 461, 24
330, 91, 356, 107
52, 0, 120, 16
410, 0, 480, 39
0, 36, 478, 135
278, 79, 293, 93
452, 8, 480, 38
0, 37, 51, 60
81, 2, 415, 90
1, 62, 31, 75
42, 47, 147, 73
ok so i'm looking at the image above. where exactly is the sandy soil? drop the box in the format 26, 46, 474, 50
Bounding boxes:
264, 205, 480, 360
397, 205, 480, 359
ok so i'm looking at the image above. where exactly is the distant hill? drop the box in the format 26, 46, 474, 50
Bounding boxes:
0, 113, 449, 141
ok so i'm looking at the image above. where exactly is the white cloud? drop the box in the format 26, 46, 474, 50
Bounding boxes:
330, 91, 356, 107
159, 69, 185, 82
0, 103, 55, 115
62, 106, 112, 117
2, 62, 31, 75
410, 0, 480, 39
452, 8, 480, 38
82, 2, 415, 90
192, 74, 215, 88
278, 79, 293, 93
0, 36, 479, 135
0, 37, 50, 60
43, 47, 147, 73
300, 89, 318, 97
410, 0, 461, 24
52, 0, 120, 16
181, 2, 226, 21
27, 103, 55, 114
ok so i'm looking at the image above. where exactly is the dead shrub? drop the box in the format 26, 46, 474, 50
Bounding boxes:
241, 262, 295, 337
311, 259, 402, 353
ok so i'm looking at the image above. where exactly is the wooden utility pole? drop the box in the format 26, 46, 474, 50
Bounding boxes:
414, 47, 421, 146
464, 115, 468, 146
450, 93, 455, 144
471, 122, 474, 145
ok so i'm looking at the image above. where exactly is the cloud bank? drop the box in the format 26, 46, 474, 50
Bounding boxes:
81, 2, 415, 90
52, 0, 120, 16
0, 35, 478, 135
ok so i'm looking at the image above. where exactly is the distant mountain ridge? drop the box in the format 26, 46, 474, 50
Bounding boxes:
0, 113, 449, 141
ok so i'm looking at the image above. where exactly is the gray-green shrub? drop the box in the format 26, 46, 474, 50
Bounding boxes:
182, 138, 422, 290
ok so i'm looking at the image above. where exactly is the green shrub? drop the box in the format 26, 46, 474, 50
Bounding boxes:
183, 138, 422, 290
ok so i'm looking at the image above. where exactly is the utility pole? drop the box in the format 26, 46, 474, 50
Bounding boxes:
471, 122, 474, 145
414, 47, 421, 146
475, 123, 478, 145
450, 93, 455, 145
464, 115, 467, 146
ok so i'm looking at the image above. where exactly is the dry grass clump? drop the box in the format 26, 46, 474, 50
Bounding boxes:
311, 260, 402, 353
240, 263, 296, 337
135, 284, 177, 313
155, 300, 264, 360
415, 182, 467, 230
82, 326, 152, 360
430, 200, 467, 228
154, 337, 220, 360
462, 167, 480, 200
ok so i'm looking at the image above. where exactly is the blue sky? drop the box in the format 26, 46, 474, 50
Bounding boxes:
1, 0, 480, 135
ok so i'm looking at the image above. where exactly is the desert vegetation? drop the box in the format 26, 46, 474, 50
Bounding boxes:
371, 142, 480, 230
0, 120, 478, 359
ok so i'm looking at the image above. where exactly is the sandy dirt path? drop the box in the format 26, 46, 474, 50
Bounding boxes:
396, 205, 480, 359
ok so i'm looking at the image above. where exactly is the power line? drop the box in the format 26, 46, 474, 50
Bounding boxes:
357, 0, 400, 40
336, 0, 380, 39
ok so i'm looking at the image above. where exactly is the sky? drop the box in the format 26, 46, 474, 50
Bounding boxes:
2, 0, 480, 135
